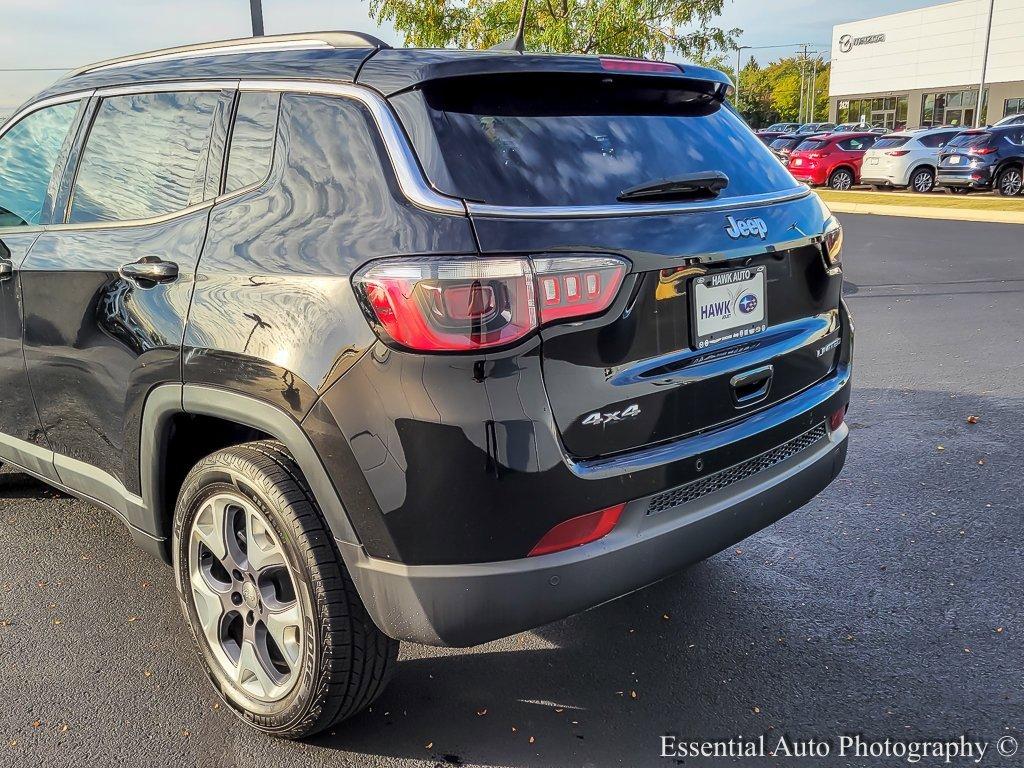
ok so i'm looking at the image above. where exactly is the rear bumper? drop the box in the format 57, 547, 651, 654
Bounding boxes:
342, 408, 849, 647
790, 170, 826, 185
937, 167, 992, 188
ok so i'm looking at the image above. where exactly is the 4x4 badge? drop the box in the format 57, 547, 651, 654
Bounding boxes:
724, 215, 768, 240
582, 404, 642, 426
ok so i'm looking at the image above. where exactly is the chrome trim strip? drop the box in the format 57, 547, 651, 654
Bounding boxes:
464, 186, 813, 219
45, 200, 214, 233
240, 79, 468, 216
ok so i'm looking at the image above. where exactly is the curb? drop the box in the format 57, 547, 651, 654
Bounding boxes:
826, 200, 1024, 225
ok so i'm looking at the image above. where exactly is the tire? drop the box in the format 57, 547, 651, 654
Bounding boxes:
908, 167, 935, 194
172, 440, 398, 739
996, 165, 1023, 197
828, 168, 855, 191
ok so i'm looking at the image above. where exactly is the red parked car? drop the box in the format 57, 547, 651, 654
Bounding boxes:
787, 132, 879, 189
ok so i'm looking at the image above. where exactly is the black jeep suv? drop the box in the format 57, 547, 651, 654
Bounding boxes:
0, 32, 852, 737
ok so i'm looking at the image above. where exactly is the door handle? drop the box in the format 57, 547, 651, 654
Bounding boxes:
0, 260, 12, 281
119, 257, 178, 284
730, 364, 773, 407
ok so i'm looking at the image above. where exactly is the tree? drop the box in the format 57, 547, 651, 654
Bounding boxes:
733, 55, 830, 127
368, 0, 740, 61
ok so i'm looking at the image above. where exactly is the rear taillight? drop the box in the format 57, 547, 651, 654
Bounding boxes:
528, 503, 626, 557
822, 216, 843, 274
969, 146, 997, 155
809, 151, 829, 159
353, 255, 629, 352
886, 150, 910, 157
599, 57, 679, 74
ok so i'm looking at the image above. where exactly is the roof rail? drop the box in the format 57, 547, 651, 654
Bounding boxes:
68, 31, 390, 78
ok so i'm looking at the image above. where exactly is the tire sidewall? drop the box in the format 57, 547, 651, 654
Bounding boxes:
830, 169, 854, 190
172, 462, 323, 735
997, 166, 1023, 196
910, 168, 934, 193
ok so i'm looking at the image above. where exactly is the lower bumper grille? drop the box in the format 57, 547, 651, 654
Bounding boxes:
646, 422, 828, 515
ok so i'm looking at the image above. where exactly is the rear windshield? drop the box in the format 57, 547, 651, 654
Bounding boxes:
391, 74, 798, 207
795, 139, 828, 151
769, 138, 798, 149
947, 132, 990, 148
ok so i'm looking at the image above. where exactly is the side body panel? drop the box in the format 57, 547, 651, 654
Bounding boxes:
183, 91, 477, 420
0, 233, 47, 452
23, 209, 209, 495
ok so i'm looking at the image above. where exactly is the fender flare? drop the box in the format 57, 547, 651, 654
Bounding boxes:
139, 383, 360, 562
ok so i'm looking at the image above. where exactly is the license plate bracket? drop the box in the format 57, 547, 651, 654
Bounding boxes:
690, 266, 767, 349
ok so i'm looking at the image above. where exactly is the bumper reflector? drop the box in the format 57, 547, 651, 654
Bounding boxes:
528, 503, 626, 557
829, 406, 847, 431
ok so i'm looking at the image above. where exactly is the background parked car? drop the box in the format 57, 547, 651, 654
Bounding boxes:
994, 113, 1024, 127
797, 122, 836, 134
860, 126, 962, 193
788, 132, 878, 190
756, 122, 802, 144
768, 132, 810, 164
937, 125, 1024, 196
831, 122, 877, 133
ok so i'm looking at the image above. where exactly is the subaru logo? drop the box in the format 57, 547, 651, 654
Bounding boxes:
724, 215, 768, 240
738, 293, 758, 314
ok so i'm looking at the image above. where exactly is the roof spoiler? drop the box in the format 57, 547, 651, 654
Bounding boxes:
357, 50, 735, 99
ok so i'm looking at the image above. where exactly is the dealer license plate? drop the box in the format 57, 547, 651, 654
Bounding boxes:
949, 155, 962, 164
691, 266, 767, 349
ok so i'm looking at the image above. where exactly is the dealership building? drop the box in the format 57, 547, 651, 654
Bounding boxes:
828, 0, 1024, 130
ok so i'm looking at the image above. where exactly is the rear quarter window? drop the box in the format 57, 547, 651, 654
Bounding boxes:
391, 73, 799, 207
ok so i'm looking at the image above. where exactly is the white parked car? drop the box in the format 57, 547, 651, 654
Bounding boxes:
860, 126, 964, 193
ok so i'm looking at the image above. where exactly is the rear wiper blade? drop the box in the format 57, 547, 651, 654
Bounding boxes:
617, 171, 729, 202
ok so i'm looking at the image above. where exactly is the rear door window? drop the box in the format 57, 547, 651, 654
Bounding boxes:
918, 131, 957, 148
68, 91, 219, 223
0, 100, 82, 227
391, 74, 798, 207
838, 136, 875, 151
224, 91, 280, 193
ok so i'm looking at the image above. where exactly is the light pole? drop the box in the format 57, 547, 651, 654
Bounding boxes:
976, 0, 995, 126
250, 0, 265, 36
735, 45, 751, 112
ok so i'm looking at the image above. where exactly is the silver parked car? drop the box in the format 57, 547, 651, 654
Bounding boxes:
860, 126, 963, 193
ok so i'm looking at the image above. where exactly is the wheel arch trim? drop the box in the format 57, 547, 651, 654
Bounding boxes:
140, 383, 361, 561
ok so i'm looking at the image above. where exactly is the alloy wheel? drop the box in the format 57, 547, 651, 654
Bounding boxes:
187, 491, 304, 704
911, 170, 934, 193
1000, 168, 1023, 196
830, 170, 853, 191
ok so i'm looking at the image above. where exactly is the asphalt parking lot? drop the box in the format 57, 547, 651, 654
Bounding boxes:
1, 214, 1021, 768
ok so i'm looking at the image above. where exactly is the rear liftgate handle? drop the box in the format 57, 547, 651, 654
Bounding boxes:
730, 364, 774, 408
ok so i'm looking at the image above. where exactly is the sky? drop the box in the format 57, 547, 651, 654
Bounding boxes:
0, 0, 948, 113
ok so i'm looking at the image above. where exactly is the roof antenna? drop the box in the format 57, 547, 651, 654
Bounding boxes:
490, 0, 530, 53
